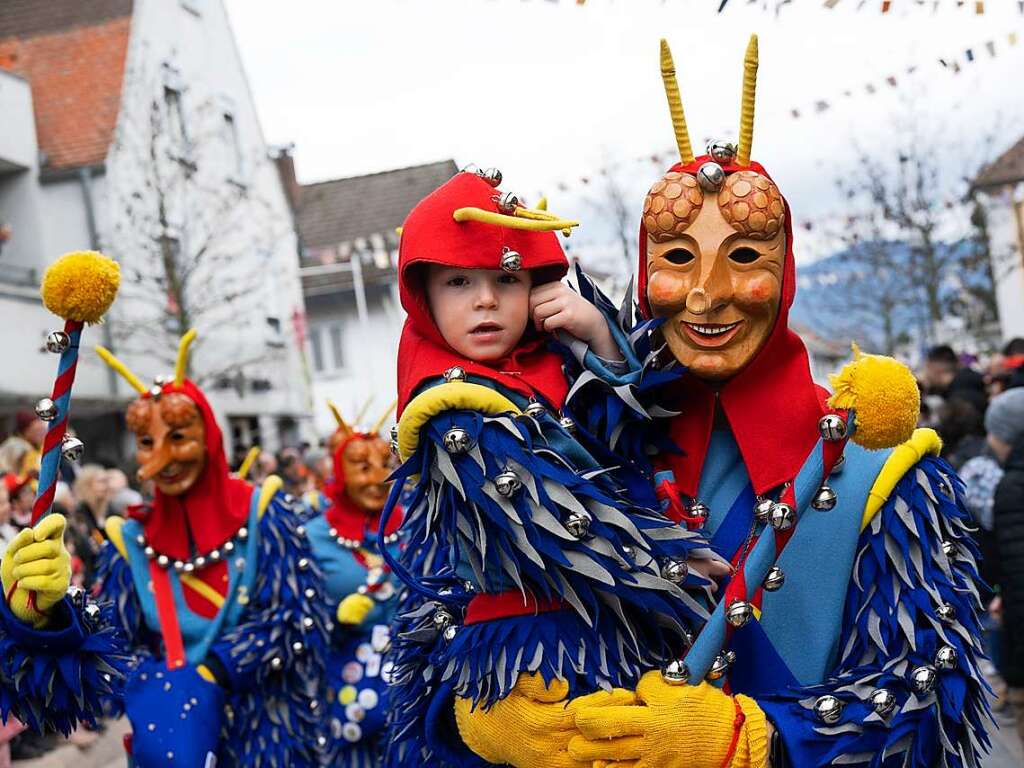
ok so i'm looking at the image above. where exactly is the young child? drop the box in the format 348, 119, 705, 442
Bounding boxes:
382, 170, 725, 767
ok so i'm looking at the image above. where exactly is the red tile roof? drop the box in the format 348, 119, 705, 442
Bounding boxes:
974, 135, 1024, 190
0, 10, 131, 171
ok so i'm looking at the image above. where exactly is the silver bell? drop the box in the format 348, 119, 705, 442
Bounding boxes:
61, 435, 85, 462
662, 659, 689, 685
753, 497, 774, 524
35, 397, 58, 421
813, 695, 844, 724
45, 330, 71, 354
500, 249, 522, 273
494, 468, 522, 497
157, 554, 170, 569
726, 599, 754, 628
443, 366, 467, 383
496, 191, 520, 214
812, 485, 838, 511
148, 385, 163, 400
763, 566, 785, 592
173, 560, 185, 574
706, 140, 737, 165
432, 608, 454, 632
768, 502, 796, 531
696, 161, 725, 192
144, 546, 156, 559
558, 415, 577, 434
479, 168, 502, 187
935, 645, 958, 670
83, 602, 102, 621
270, 657, 284, 671
869, 687, 897, 717
936, 602, 956, 623
661, 559, 688, 584
443, 624, 458, 642
297, 556, 310, 570
830, 454, 846, 475
689, 500, 710, 526
443, 427, 473, 454
818, 414, 847, 441
524, 401, 546, 419
938, 479, 953, 499
564, 510, 592, 539
910, 665, 937, 694
941, 540, 956, 558
707, 650, 735, 681
390, 424, 399, 456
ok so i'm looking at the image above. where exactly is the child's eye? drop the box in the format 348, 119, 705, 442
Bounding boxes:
446, 276, 469, 287
497, 275, 520, 285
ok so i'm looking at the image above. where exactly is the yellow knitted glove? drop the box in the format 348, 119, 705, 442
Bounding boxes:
455, 672, 638, 768
336, 593, 375, 625
569, 671, 770, 768
1, 514, 72, 629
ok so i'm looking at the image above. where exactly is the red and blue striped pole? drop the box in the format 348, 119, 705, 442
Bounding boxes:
30, 251, 120, 525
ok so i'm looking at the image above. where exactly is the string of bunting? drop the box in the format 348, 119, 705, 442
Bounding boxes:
547, 29, 1019, 196
569, 0, 1024, 14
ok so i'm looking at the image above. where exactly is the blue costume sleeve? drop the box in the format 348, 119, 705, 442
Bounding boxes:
555, 265, 682, 474
0, 580, 128, 735
758, 457, 991, 768
383, 402, 718, 766
204, 497, 332, 768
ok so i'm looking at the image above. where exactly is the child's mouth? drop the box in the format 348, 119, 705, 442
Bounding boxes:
470, 322, 504, 337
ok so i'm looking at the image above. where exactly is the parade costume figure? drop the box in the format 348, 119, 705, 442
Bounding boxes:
95, 332, 331, 768
305, 402, 402, 767
381, 171, 720, 767
532, 37, 989, 768
0, 251, 128, 737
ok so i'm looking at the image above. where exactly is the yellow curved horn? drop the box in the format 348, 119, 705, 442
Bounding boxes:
737, 34, 759, 167
237, 446, 260, 480
536, 196, 548, 211
452, 208, 579, 233
660, 39, 695, 165
370, 398, 397, 436
354, 397, 374, 427
95, 346, 147, 394
327, 399, 354, 438
174, 329, 197, 387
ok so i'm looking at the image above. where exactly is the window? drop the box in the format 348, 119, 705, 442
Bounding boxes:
223, 112, 244, 178
309, 327, 325, 372
329, 324, 344, 369
164, 86, 190, 156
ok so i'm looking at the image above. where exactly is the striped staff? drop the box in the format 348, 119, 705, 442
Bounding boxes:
31, 251, 120, 524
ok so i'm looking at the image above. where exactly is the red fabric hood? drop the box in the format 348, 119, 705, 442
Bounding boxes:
638, 157, 827, 496
396, 172, 570, 416
135, 380, 253, 560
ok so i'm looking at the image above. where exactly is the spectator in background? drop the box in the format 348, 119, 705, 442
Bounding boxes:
923, 344, 988, 415
105, 467, 142, 517
277, 447, 308, 495
0, 480, 17, 558
67, 464, 112, 588
938, 397, 987, 470
250, 451, 278, 487
7, 475, 34, 528
304, 448, 331, 491
0, 412, 46, 477
988, 388, 1024, 748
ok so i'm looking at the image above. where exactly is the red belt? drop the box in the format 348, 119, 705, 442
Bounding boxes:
464, 590, 565, 625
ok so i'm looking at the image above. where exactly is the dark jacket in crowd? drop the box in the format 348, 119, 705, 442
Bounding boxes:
993, 435, 1024, 686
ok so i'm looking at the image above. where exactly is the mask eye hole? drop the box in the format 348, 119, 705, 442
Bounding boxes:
728, 247, 760, 264
662, 248, 695, 265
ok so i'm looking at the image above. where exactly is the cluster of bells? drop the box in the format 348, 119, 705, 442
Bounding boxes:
694, 140, 738, 193
134, 527, 252, 573
328, 525, 400, 551
470, 167, 526, 274
33, 330, 86, 462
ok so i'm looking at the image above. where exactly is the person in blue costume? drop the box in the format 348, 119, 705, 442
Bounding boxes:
504, 36, 988, 768
94, 331, 331, 768
380, 170, 727, 768
304, 401, 403, 767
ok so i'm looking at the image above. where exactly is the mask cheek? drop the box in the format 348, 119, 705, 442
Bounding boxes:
734, 273, 780, 314
647, 269, 689, 315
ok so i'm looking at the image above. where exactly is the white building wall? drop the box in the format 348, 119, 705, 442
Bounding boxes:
981, 184, 1024, 341
97, 0, 312, 456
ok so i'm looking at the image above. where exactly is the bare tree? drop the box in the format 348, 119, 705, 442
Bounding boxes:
583, 165, 639, 269
104, 59, 292, 386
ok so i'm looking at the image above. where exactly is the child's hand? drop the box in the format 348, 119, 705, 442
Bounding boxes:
529, 282, 623, 362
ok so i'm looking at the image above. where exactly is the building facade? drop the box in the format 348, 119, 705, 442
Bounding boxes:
0, 0, 312, 465
280, 157, 457, 437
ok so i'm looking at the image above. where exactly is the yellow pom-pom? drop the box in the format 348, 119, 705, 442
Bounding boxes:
827, 343, 920, 451
40, 250, 120, 324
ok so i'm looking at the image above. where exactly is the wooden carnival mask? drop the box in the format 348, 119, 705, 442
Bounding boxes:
328, 400, 396, 515
643, 36, 786, 381
127, 392, 207, 497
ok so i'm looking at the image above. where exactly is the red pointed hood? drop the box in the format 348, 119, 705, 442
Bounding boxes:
396, 172, 570, 416
638, 157, 828, 496
135, 380, 253, 560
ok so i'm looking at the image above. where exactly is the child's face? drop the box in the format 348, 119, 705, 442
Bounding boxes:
426, 265, 533, 362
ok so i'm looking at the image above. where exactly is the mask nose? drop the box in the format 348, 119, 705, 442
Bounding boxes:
686, 253, 732, 316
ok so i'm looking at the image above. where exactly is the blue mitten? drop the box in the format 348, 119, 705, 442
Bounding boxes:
125, 658, 224, 767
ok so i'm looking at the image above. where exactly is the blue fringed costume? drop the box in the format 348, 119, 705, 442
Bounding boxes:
380, 172, 720, 766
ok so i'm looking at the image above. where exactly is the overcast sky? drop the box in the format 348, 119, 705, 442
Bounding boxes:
224, 0, 1024, 265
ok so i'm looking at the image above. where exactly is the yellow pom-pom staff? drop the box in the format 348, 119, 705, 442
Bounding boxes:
32, 251, 120, 524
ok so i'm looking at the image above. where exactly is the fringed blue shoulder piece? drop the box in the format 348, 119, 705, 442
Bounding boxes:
0, 585, 128, 735
384, 400, 719, 713
206, 493, 333, 768
758, 456, 992, 768
554, 265, 682, 472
